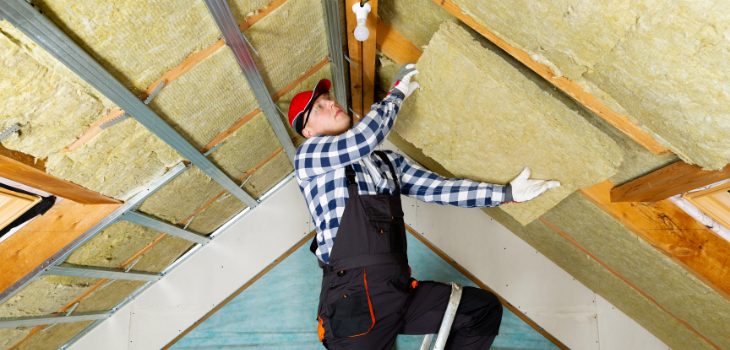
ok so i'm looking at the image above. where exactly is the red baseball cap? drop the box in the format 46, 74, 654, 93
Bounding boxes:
288, 79, 332, 137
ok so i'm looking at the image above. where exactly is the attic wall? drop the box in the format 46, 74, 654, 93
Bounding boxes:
543, 193, 730, 348
483, 207, 717, 350
394, 22, 622, 225
450, 0, 730, 170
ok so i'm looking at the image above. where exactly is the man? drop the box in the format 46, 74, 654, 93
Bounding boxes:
288, 64, 560, 349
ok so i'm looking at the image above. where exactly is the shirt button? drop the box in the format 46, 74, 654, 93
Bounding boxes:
329, 282, 335, 288
328, 266, 334, 272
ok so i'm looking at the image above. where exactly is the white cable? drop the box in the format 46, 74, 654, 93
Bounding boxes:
668, 194, 730, 242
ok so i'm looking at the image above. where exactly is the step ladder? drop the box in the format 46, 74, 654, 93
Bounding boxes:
420, 282, 463, 350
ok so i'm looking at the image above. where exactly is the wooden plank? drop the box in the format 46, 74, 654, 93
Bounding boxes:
0, 143, 45, 171
62, 108, 125, 152
376, 19, 423, 66
538, 216, 722, 350
346, 0, 364, 120
580, 180, 730, 302
361, 0, 378, 115
0, 200, 122, 294
161, 230, 317, 350
611, 161, 730, 203
432, 0, 673, 156
0, 154, 120, 205
404, 224, 570, 350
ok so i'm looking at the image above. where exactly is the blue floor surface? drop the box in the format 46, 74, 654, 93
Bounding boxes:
170, 233, 560, 350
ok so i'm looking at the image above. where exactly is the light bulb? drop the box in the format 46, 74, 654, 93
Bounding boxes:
352, 3, 371, 42
354, 26, 369, 41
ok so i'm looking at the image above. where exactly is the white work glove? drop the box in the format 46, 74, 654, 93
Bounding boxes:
507, 167, 561, 203
389, 63, 420, 100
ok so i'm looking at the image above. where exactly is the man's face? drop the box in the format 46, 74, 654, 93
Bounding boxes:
302, 93, 351, 138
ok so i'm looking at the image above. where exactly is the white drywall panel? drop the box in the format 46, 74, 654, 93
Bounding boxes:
69, 177, 310, 350
597, 295, 670, 350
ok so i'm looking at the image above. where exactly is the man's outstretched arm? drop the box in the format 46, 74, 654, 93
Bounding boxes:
389, 152, 559, 207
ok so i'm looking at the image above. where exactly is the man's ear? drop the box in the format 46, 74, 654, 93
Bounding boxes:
302, 128, 313, 138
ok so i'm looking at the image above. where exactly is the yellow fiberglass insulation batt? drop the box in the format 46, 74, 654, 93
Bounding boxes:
64, 221, 164, 269
34, 0, 273, 94
245, 0, 329, 96
45, 117, 184, 201
147, 46, 259, 150
397, 22, 621, 225
453, 0, 730, 170
0, 26, 105, 159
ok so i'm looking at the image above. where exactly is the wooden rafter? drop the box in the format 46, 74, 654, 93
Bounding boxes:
376, 19, 422, 65
0, 148, 120, 204
361, 0, 378, 115
345, 0, 364, 120
611, 161, 730, 203
430, 0, 672, 156
0, 199, 121, 295
580, 181, 730, 302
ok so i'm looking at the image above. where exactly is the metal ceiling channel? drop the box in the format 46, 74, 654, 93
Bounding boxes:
121, 211, 212, 245
0, 162, 189, 306
0, 0, 259, 209
58, 173, 296, 350
0, 311, 113, 329
46, 265, 162, 282
322, 0, 348, 109
203, 0, 297, 165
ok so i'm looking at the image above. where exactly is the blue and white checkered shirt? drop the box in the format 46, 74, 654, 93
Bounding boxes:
295, 93, 507, 263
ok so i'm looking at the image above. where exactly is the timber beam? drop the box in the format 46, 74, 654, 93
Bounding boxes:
611, 161, 730, 203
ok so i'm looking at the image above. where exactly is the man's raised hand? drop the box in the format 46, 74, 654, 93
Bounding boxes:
389, 63, 420, 100
508, 167, 560, 202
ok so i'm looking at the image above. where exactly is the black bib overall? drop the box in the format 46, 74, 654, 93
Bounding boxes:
312, 151, 502, 350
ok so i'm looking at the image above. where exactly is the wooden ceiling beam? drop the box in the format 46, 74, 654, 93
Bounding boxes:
0, 149, 120, 204
361, 0, 378, 115
432, 0, 673, 156
0, 199, 121, 295
611, 161, 730, 203
345, 0, 364, 120
580, 181, 730, 302
376, 18, 422, 65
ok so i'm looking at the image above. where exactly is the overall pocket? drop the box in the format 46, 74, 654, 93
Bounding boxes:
327, 268, 375, 338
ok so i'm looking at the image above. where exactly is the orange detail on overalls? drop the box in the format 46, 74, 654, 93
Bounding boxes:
348, 269, 376, 337
317, 316, 325, 342
411, 279, 419, 289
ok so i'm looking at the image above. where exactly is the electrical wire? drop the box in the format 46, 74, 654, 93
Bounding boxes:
360, 0, 370, 6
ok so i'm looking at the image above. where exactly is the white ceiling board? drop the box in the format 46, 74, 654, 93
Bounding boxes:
69, 177, 311, 350
70, 302, 131, 350
597, 294, 670, 350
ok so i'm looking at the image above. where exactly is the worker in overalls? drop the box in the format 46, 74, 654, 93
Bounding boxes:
288, 64, 560, 349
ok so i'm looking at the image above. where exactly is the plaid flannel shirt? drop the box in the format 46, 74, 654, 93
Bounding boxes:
295, 93, 507, 264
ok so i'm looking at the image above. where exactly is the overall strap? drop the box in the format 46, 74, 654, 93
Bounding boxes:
373, 151, 400, 196
345, 164, 357, 186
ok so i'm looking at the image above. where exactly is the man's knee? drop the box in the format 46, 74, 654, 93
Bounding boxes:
457, 287, 503, 336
